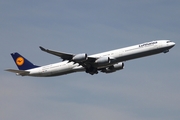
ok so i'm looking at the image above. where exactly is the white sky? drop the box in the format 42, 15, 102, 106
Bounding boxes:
1, 0, 180, 120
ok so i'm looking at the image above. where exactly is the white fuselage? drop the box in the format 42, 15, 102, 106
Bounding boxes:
25, 40, 175, 77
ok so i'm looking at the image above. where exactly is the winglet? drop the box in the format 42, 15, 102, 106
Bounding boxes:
39, 46, 46, 51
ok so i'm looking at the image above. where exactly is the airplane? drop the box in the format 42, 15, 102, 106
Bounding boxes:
5, 40, 175, 77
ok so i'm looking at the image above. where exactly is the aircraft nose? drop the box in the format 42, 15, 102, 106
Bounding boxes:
171, 42, 176, 47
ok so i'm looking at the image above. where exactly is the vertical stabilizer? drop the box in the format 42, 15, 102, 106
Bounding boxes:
11, 52, 39, 70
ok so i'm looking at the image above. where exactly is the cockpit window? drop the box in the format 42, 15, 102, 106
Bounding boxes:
167, 40, 171, 43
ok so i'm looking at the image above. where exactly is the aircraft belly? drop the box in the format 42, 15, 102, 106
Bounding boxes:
42, 63, 78, 77
43, 67, 75, 77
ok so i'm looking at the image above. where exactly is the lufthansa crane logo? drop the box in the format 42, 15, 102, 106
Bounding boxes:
16, 57, 24, 66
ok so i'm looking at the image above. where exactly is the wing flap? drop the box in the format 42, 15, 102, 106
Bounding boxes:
5, 69, 30, 76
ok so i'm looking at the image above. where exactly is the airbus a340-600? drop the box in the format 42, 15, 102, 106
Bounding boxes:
6, 40, 175, 77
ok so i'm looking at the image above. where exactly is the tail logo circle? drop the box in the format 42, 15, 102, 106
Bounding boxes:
16, 57, 24, 66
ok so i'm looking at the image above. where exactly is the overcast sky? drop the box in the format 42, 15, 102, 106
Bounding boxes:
1, 0, 180, 120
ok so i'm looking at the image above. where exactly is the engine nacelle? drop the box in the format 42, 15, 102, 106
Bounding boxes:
95, 57, 110, 65
72, 53, 87, 62
101, 62, 124, 73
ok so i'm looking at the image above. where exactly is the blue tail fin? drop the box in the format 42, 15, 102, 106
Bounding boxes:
11, 52, 40, 70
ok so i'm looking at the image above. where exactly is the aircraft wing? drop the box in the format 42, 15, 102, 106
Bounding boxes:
39, 46, 97, 62
5, 69, 30, 76
39, 46, 74, 60
39, 46, 99, 75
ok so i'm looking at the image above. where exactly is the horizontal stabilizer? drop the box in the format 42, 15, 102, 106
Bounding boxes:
5, 69, 30, 76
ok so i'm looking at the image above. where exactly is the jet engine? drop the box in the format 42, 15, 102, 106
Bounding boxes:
101, 62, 124, 73
95, 57, 110, 65
72, 53, 87, 62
